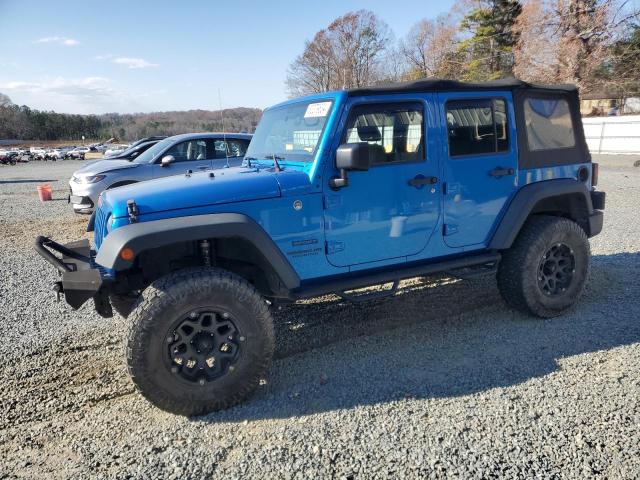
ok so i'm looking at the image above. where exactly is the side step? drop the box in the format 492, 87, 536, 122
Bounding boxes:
291, 252, 501, 300
446, 260, 499, 280
336, 280, 399, 303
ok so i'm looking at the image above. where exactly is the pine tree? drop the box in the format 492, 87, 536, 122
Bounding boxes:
459, 0, 523, 80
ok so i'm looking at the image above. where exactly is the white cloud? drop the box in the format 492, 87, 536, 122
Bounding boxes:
34, 36, 80, 46
92, 54, 114, 61
112, 57, 158, 69
0, 77, 113, 97
93, 54, 158, 69
0, 76, 145, 113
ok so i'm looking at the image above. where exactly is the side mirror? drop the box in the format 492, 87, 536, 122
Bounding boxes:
330, 143, 371, 189
160, 155, 175, 167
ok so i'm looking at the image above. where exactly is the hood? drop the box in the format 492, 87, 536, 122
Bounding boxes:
103, 166, 310, 218
74, 159, 140, 176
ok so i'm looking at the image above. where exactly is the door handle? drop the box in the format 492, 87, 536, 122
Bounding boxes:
198, 166, 209, 170
408, 175, 438, 188
489, 167, 514, 177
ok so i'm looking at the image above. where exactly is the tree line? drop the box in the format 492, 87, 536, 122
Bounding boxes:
286, 0, 640, 97
0, 94, 262, 142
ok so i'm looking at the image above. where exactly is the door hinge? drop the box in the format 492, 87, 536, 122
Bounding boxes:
325, 241, 345, 254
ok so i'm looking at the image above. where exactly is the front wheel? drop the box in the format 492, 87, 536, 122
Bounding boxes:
497, 216, 590, 318
126, 267, 275, 416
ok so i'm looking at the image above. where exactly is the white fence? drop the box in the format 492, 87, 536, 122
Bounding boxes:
582, 115, 640, 154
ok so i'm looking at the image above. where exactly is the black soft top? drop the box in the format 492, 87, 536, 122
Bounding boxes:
348, 78, 577, 96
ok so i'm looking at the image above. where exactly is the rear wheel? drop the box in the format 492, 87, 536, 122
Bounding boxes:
497, 216, 590, 318
126, 267, 274, 416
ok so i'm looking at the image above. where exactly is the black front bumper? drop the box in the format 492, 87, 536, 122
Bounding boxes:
35, 236, 112, 316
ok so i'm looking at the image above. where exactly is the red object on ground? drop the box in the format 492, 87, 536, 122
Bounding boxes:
37, 184, 52, 202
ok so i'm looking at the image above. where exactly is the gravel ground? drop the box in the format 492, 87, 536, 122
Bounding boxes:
0, 156, 638, 479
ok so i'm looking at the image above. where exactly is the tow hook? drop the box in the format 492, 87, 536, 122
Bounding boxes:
127, 199, 139, 223
52, 281, 63, 301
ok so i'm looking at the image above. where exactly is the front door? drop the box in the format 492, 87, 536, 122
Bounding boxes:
323, 97, 440, 267
152, 138, 212, 177
438, 93, 518, 248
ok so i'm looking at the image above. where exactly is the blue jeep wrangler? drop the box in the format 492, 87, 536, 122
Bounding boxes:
36, 79, 605, 415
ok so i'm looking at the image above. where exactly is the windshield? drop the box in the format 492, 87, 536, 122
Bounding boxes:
246, 100, 333, 162
132, 137, 173, 164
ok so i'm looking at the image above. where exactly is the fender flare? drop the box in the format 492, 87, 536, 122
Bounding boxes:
95, 213, 301, 289
489, 179, 594, 250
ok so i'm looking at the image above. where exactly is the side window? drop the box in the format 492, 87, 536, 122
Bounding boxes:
213, 140, 228, 158
227, 139, 249, 157
523, 98, 575, 150
164, 140, 208, 162
211, 139, 249, 158
446, 99, 509, 157
342, 103, 424, 165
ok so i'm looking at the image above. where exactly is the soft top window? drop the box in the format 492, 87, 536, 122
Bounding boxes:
524, 98, 575, 151
446, 98, 509, 157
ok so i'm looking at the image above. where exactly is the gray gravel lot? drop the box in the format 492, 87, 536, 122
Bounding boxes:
0, 156, 639, 479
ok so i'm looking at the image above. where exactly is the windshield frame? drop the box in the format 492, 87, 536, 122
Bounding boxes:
246, 99, 335, 164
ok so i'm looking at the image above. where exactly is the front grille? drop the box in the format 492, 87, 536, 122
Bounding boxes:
93, 207, 109, 250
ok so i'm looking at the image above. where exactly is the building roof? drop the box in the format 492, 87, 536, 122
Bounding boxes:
348, 78, 578, 96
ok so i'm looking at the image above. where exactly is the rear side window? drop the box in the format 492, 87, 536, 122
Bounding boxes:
446, 99, 509, 157
523, 98, 575, 150
343, 102, 424, 165
226, 139, 249, 157
211, 139, 250, 158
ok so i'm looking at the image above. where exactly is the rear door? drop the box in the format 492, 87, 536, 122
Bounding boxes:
438, 92, 518, 248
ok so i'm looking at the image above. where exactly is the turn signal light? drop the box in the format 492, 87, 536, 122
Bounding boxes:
120, 247, 135, 261
592, 163, 599, 186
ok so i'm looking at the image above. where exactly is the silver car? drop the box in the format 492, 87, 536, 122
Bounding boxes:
68, 133, 252, 213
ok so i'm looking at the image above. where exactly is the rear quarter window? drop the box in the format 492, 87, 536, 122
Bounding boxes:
524, 98, 576, 150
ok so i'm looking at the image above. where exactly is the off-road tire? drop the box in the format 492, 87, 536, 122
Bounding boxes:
497, 215, 590, 318
126, 267, 275, 416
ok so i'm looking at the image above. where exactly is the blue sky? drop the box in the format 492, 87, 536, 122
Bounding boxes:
0, 0, 455, 114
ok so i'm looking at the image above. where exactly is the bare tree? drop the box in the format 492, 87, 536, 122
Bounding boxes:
514, 0, 639, 91
286, 30, 336, 97
286, 10, 391, 96
400, 15, 461, 79
0, 92, 12, 107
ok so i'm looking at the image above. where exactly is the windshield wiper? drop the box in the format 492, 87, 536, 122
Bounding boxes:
244, 154, 284, 171
265, 154, 283, 172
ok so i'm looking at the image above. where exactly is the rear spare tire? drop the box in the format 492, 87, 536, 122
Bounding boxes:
497, 216, 590, 318
126, 267, 275, 416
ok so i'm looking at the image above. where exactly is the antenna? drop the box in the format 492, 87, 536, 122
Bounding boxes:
218, 89, 230, 168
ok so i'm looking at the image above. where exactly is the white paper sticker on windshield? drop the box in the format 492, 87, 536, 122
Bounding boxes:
304, 101, 331, 118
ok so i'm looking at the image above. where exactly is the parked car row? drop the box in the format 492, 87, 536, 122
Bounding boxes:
0, 147, 35, 164
1, 143, 126, 165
